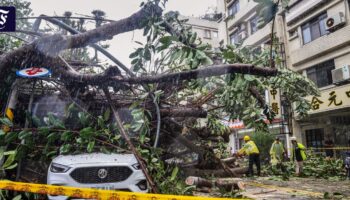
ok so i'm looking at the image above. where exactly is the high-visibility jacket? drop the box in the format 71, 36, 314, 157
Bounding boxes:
270, 141, 285, 160
291, 143, 307, 161
238, 140, 259, 155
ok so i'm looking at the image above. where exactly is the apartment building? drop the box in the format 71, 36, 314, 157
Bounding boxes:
285, 0, 350, 150
180, 15, 220, 48
217, 0, 291, 153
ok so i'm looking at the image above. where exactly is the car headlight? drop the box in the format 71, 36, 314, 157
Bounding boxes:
132, 163, 141, 170
50, 163, 71, 173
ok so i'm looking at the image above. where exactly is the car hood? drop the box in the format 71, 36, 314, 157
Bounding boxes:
52, 153, 138, 166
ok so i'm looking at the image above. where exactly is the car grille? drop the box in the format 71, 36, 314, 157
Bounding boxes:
70, 166, 133, 184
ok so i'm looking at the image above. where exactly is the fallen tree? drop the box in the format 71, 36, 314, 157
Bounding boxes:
0, 0, 320, 196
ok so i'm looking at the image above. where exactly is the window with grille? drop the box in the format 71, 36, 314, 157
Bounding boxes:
229, 24, 246, 45
204, 30, 211, 39
228, 0, 240, 16
250, 15, 259, 34
306, 60, 335, 88
213, 31, 218, 38
301, 13, 328, 44
305, 128, 324, 149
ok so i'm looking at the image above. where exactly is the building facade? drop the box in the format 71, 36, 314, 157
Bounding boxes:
217, 0, 291, 153
218, 0, 350, 155
180, 15, 220, 48
285, 0, 350, 151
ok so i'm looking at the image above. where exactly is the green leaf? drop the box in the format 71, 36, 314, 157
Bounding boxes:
3, 151, 16, 169
0, 129, 5, 136
80, 127, 95, 139
113, 134, 121, 141
144, 47, 151, 61
47, 132, 58, 142
139, 133, 145, 144
5, 132, 18, 143
244, 74, 255, 82
135, 41, 143, 46
32, 115, 42, 126
159, 36, 177, 45
103, 108, 111, 121
97, 116, 105, 128
60, 144, 71, 154
78, 112, 90, 126
129, 51, 139, 58
18, 130, 31, 140
61, 131, 73, 142
0, 147, 4, 161
131, 58, 139, 65
189, 32, 197, 44
0, 117, 13, 127
12, 194, 22, 200
87, 140, 95, 153
100, 146, 110, 154
170, 166, 179, 181
5, 163, 17, 170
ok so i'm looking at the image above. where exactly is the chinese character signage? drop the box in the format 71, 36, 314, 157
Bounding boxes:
307, 85, 350, 114
268, 88, 281, 119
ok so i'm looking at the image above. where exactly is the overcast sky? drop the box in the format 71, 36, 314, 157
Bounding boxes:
28, 0, 217, 66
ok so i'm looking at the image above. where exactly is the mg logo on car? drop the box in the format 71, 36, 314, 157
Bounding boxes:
97, 168, 108, 179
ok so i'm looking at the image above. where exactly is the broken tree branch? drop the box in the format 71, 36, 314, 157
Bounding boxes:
103, 88, 158, 193
120, 64, 278, 84
0, 2, 162, 80
159, 107, 207, 118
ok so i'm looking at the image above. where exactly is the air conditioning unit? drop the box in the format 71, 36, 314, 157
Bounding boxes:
325, 12, 346, 31
332, 65, 350, 84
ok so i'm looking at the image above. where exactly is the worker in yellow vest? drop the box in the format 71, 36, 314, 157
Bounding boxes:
290, 137, 307, 176
270, 137, 286, 173
238, 135, 261, 176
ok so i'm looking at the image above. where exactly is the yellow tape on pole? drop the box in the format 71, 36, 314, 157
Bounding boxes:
0, 181, 246, 200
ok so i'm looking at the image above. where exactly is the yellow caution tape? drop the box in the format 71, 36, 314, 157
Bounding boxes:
245, 181, 324, 198
0, 180, 246, 200
308, 147, 350, 150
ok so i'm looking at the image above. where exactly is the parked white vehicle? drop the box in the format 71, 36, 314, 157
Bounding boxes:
47, 153, 148, 200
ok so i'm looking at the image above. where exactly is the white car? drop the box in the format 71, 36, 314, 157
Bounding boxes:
47, 153, 148, 200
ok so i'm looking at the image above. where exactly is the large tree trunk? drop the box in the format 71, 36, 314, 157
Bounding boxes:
185, 176, 213, 188
182, 167, 248, 177
185, 176, 245, 191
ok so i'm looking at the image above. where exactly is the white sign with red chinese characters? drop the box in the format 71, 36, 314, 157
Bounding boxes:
16, 67, 51, 78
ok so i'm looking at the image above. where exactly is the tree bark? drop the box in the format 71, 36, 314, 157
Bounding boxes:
160, 107, 207, 118
185, 176, 213, 188
182, 167, 248, 177
0, 3, 162, 89
185, 176, 245, 191
120, 64, 277, 84
216, 178, 246, 190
